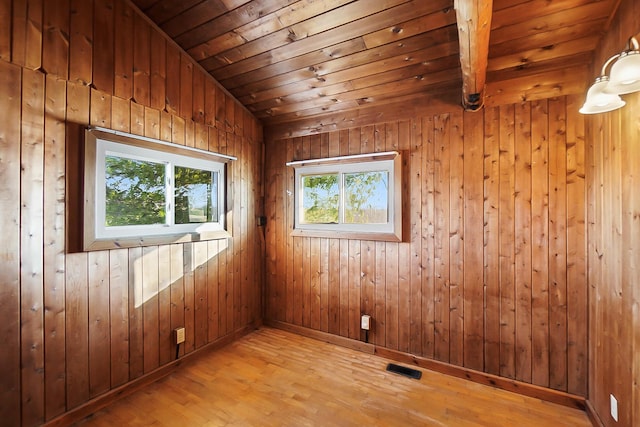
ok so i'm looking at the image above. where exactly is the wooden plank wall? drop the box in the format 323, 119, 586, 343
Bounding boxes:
586, 0, 640, 425
264, 95, 588, 395
0, 1, 264, 426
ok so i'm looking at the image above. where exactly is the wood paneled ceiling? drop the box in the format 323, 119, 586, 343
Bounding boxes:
131, 0, 620, 127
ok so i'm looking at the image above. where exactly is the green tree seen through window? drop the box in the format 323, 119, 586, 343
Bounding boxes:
105, 156, 166, 226
302, 174, 339, 223
175, 166, 217, 224
301, 171, 388, 224
344, 171, 388, 224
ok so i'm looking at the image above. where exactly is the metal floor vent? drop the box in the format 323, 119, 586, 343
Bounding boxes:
386, 363, 422, 380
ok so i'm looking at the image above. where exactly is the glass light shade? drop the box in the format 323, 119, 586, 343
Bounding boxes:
605, 50, 640, 94
579, 78, 626, 114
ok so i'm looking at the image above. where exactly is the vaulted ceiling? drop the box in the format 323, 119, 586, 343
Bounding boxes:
131, 0, 620, 130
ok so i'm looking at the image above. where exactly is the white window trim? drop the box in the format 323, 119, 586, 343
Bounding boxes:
83, 128, 234, 251
287, 151, 402, 242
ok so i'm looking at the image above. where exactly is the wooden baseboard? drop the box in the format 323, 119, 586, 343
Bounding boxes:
44, 324, 258, 427
266, 319, 375, 354
374, 346, 585, 410
585, 399, 605, 427
267, 321, 587, 412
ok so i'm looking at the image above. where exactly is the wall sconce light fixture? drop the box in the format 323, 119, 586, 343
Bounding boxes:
580, 35, 640, 114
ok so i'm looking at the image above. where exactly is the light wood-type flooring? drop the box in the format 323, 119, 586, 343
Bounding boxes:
75, 327, 591, 426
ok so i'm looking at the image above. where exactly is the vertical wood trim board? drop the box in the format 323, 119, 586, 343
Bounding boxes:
0, 0, 264, 425
585, 1, 639, 426
0, 60, 23, 427
265, 95, 588, 396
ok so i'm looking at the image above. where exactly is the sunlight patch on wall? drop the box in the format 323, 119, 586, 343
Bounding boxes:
133, 239, 229, 308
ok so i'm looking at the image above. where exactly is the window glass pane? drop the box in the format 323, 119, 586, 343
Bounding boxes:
105, 155, 166, 226
175, 166, 218, 224
301, 174, 339, 224
344, 171, 388, 224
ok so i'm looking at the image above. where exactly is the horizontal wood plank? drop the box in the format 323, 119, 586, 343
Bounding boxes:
130, 0, 616, 125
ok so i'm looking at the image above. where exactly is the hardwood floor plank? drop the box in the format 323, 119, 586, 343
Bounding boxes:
75, 327, 591, 427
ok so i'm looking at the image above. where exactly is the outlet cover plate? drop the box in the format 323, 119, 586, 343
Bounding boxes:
610, 394, 618, 422
175, 327, 186, 344
361, 315, 371, 330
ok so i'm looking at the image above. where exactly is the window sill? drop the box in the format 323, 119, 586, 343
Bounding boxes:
290, 228, 401, 242
83, 230, 232, 251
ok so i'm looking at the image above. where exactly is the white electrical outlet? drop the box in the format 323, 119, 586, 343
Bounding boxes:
361, 315, 371, 331
610, 394, 618, 422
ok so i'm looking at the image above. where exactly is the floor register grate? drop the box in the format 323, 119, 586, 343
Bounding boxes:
386, 363, 422, 380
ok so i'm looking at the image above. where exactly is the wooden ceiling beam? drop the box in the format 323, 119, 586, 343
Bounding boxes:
454, 0, 493, 111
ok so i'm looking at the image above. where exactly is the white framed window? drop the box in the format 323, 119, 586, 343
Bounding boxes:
287, 151, 402, 241
83, 128, 234, 251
